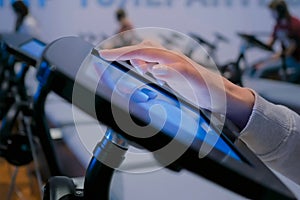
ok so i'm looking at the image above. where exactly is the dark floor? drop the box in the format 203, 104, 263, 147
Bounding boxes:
0, 138, 86, 200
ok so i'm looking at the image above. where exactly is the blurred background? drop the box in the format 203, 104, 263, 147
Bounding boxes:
1, 0, 299, 65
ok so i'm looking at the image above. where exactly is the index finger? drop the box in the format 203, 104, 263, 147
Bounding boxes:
99, 45, 184, 64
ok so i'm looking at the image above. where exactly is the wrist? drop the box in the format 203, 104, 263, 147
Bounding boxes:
225, 80, 255, 130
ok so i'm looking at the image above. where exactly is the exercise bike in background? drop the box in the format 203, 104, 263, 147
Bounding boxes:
0, 33, 67, 199
219, 32, 300, 115
188, 32, 230, 69
218, 32, 274, 86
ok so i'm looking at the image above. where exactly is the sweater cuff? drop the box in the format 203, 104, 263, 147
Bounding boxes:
239, 91, 293, 156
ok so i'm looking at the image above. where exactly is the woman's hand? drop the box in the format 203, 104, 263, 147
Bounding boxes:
99, 40, 255, 129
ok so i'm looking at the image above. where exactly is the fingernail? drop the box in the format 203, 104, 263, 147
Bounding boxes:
155, 79, 166, 86
150, 65, 169, 76
98, 50, 109, 57
98, 51, 104, 58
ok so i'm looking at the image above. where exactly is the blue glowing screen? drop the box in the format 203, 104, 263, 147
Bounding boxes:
20, 39, 46, 58
85, 54, 241, 161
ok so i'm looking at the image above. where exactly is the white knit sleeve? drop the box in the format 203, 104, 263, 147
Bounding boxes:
239, 92, 300, 185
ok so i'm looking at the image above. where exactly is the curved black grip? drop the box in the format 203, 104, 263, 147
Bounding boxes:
84, 157, 114, 200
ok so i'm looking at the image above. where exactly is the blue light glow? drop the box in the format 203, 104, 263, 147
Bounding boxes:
20, 39, 46, 58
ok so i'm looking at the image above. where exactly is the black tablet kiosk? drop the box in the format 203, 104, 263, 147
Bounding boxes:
1, 33, 46, 66
39, 36, 296, 199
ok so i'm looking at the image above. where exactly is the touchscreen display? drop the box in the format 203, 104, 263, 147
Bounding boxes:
85, 52, 242, 162
20, 39, 46, 58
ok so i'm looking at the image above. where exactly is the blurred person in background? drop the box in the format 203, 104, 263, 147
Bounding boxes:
11, 0, 41, 39
102, 8, 140, 48
115, 8, 134, 34
252, 0, 300, 83
11, 1, 42, 95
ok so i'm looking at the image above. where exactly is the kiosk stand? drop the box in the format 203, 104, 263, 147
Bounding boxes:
44, 129, 128, 199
